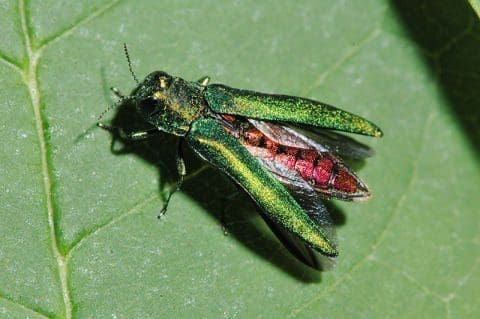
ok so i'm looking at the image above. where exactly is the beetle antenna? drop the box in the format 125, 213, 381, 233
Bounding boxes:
123, 43, 139, 84
97, 103, 116, 122
97, 96, 131, 122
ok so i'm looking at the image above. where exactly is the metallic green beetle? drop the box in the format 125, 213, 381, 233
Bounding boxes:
100, 54, 382, 270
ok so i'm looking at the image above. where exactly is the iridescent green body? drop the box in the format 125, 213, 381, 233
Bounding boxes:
108, 70, 382, 266
187, 117, 337, 255
204, 84, 383, 137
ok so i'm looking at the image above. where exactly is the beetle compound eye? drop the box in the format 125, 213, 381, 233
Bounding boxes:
140, 97, 158, 116
159, 76, 169, 89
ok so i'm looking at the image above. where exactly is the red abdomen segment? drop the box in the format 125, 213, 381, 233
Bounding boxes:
240, 124, 370, 200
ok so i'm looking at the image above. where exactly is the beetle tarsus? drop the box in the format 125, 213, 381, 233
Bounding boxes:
157, 205, 167, 219
110, 86, 125, 99
97, 122, 113, 131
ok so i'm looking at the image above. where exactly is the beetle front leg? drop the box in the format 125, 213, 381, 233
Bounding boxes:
119, 128, 160, 140
110, 86, 126, 99
158, 139, 186, 218
97, 122, 160, 140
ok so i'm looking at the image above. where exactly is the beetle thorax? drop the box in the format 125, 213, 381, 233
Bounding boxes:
134, 71, 206, 136
154, 78, 205, 136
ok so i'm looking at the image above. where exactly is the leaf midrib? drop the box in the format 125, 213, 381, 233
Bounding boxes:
0, 1, 124, 318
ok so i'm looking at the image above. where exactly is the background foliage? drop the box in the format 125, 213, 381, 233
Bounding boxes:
1, 0, 479, 318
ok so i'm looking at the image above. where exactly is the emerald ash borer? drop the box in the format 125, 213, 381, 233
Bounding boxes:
99, 46, 383, 270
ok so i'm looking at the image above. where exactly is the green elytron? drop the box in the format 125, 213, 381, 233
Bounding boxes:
100, 50, 382, 270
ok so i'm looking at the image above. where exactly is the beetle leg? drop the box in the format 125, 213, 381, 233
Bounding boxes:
98, 122, 160, 140
196, 76, 210, 86
110, 86, 125, 99
158, 139, 186, 218
119, 128, 160, 140
219, 190, 241, 235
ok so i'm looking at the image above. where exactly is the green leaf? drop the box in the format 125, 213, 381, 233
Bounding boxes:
1, 0, 479, 318
469, 0, 480, 17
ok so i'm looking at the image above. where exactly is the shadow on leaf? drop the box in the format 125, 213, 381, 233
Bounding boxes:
99, 97, 352, 282
391, 0, 480, 159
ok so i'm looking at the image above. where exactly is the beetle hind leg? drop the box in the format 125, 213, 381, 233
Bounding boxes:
218, 190, 241, 236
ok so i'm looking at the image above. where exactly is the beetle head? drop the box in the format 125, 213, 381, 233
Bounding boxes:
131, 71, 205, 136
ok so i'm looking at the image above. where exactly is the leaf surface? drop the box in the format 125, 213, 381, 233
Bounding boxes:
0, 1, 479, 318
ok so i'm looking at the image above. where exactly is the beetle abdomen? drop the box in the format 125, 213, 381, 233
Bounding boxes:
225, 120, 370, 201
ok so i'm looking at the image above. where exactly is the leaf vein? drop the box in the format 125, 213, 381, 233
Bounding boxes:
38, 0, 123, 50
67, 164, 209, 257
0, 50, 23, 72
19, 0, 72, 317
67, 192, 159, 257
0, 292, 51, 319
301, 7, 387, 96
